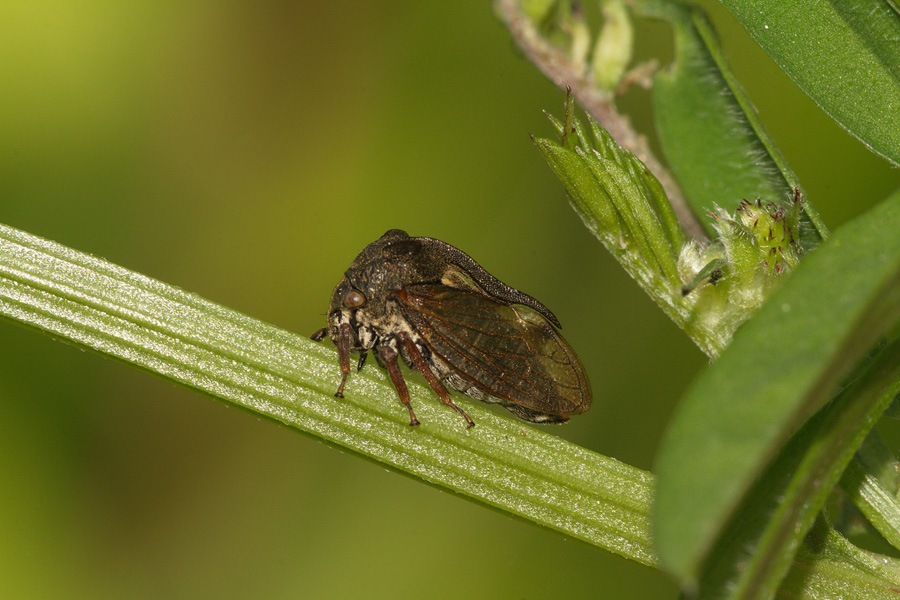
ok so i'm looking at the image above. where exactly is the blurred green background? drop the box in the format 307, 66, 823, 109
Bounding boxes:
2, 2, 898, 599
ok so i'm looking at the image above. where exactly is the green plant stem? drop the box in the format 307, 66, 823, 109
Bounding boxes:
2, 221, 900, 598
493, 0, 704, 238
0, 222, 655, 565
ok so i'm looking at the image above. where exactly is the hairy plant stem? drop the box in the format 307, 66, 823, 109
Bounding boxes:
494, 0, 705, 239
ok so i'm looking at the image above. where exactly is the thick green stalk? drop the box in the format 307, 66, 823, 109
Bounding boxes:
1, 222, 899, 598
0, 222, 655, 565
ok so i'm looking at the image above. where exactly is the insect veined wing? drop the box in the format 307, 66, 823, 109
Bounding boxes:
412, 236, 563, 328
396, 284, 591, 420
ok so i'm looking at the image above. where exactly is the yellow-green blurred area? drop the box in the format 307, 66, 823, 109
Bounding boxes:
2, 2, 898, 599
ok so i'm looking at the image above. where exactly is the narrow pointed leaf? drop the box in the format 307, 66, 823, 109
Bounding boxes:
719, 0, 900, 167
636, 0, 827, 245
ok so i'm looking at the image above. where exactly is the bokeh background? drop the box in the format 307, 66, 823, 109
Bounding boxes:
2, 2, 898, 599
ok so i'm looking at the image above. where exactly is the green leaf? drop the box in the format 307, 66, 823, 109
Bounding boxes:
653, 188, 900, 586
792, 517, 900, 598
592, 0, 633, 92
538, 107, 806, 359
840, 457, 900, 552
635, 0, 827, 246
533, 127, 744, 355
533, 124, 684, 292
0, 221, 656, 566
719, 0, 900, 167
855, 431, 900, 496
695, 338, 900, 599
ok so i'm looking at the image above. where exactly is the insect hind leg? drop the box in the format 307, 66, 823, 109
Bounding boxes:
398, 332, 475, 429
378, 345, 420, 427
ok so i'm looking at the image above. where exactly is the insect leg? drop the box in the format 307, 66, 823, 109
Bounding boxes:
310, 327, 328, 342
356, 351, 368, 372
378, 345, 420, 426
334, 322, 353, 398
398, 332, 475, 429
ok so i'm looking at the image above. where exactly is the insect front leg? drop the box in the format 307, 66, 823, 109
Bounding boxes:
334, 322, 353, 398
397, 332, 475, 429
378, 344, 420, 427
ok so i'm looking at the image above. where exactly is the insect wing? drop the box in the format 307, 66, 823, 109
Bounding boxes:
397, 284, 591, 420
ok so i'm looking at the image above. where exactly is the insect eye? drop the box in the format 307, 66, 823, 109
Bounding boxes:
344, 290, 366, 308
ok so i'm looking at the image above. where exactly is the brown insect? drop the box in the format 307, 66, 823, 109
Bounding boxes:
312, 229, 591, 428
